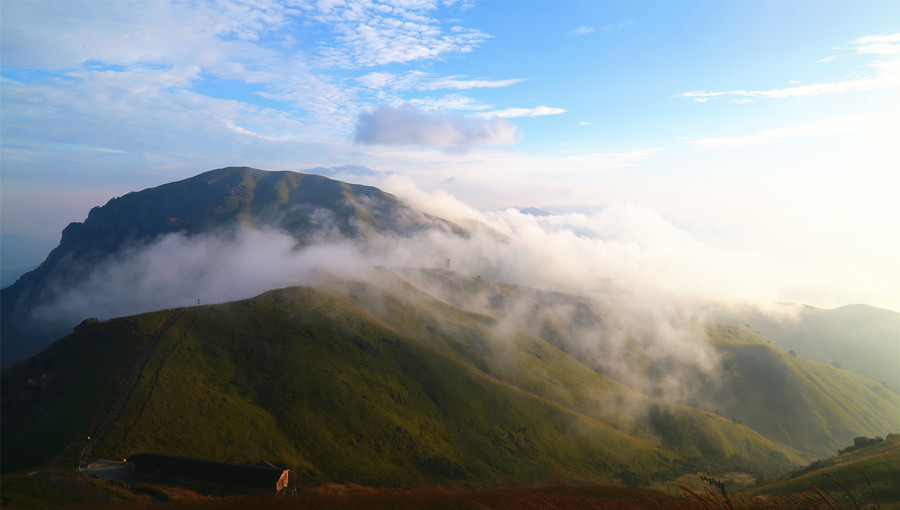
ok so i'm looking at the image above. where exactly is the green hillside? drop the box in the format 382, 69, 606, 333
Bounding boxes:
5, 268, 898, 488
739, 433, 900, 507
3, 274, 807, 486
697, 324, 900, 458
338, 269, 900, 461
713, 303, 900, 392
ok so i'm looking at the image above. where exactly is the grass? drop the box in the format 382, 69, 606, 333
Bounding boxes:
6, 472, 899, 510
4, 269, 898, 492
696, 324, 900, 459
4, 279, 800, 485
739, 433, 900, 508
1, 310, 177, 472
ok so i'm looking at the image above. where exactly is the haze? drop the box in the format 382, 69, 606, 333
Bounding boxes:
2, 0, 898, 310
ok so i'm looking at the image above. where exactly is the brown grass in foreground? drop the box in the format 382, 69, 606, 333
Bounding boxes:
66, 477, 893, 510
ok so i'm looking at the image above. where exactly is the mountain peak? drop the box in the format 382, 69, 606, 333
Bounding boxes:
0, 167, 455, 368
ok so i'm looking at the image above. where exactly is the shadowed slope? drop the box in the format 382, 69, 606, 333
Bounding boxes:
0, 167, 460, 368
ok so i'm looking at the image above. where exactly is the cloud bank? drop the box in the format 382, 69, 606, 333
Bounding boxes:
32, 178, 894, 404
32, 180, 794, 336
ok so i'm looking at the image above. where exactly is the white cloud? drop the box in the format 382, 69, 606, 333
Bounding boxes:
354, 104, 517, 150
0, 0, 291, 70
307, 2, 491, 67
568, 21, 632, 36
677, 75, 889, 102
0, 0, 497, 145
358, 71, 524, 91
0, 69, 310, 155
409, 94, 493, 112
678, 33, 900, 102
849, 32, 900, 56
477, 106, 567, 118
357, 72, 398, 89
569, 26, 595, 36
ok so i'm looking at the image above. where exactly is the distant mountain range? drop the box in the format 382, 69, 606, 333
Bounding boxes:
2, 167, 898, 488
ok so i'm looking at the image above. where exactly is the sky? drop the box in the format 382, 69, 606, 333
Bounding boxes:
1, 0, 899, 310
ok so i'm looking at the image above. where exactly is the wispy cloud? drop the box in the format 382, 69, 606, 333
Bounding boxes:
0, 0, 506, 159
568, 21, 632, 36
678, 76, 892, 102
409, 94, 493, 112
678, 62, 899, 102
358, 71, 524, 91
354, 104, 517, 151
850, 32, 900, 56
678, 32, 900, 103
307, 2, 491, 67
569, 26, 595, 36
477, 106, 567, 118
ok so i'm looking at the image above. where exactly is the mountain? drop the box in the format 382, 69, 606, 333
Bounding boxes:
4, 268, 899, 487
3, 167, 897, 491
1, 271, 802, 484
0, 167, 460, 368
712, 304, 900, 393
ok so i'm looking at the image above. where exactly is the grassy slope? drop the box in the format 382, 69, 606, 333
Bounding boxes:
89, 287, 668, 485
5, 270, 896, 487
1, 311, 179, 472
358, 269, 899, 461
739, 433, 900, 507
703, 324, 900, 458
4, 277, 801, 485
316, 269, 804, 478
715, 303, 900, 390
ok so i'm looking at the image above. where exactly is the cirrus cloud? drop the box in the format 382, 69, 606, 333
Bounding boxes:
477, 106, 567, 118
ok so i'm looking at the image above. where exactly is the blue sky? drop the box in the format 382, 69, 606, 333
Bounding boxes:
1, 0, 898, 309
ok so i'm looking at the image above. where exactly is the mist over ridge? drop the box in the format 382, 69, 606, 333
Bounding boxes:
3, 166, 899, 496
4, 166, 895, 377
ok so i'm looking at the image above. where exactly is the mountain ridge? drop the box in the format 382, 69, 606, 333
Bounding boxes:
0, 167, 461, 368
2, 167, 897, 491
2, 275, 810, 484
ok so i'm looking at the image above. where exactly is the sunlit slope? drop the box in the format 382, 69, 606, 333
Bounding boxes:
715, 303, 900, 391
739, 433, 900, 507
701, 324, 900, 459
2, 281, 801, 484
3, 286, 665, 484
371, 269, 900, 461
313, 270, 807, 476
